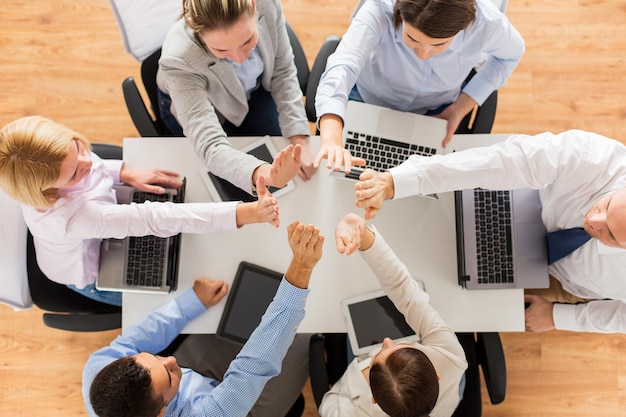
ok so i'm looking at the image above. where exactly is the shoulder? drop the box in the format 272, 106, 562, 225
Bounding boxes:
161, 19, 210, 67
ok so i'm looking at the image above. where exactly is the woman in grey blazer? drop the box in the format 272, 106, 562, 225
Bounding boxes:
157, 0, 316, 194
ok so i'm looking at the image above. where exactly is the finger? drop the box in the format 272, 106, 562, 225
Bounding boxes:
256, 175, 268, 196
313, 233, 325, 255
352, 157, 367, 167
442, 131, 453, 148
287, 221, 298, 239
297, 168, 307, 181
292, 143, 302, 163
313, 149, 327, 169
524, 294, 536, 303
364, 207, 379, 220
335, 232, 347, 254
156, 169, 181, 178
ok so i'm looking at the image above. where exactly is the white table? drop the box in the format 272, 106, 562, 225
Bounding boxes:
122, 134, 525, 333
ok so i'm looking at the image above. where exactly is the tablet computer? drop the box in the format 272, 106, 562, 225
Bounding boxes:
342, 289, 420, 357
199, 136, 296, 202
216, 261, 284, 344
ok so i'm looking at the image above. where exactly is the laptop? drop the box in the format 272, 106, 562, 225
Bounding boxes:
199, 136, 296, 202
342, 289, 421, 357
216, 261, 284, 344
95, 179, 186, 294
330, 101, 448, 181
455, 187, 550, 290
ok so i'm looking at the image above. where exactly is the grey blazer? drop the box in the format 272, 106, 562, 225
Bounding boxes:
157, 0, 309, 193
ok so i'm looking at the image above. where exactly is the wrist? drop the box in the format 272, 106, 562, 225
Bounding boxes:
235, 202, 257, 227
285, 261, 314, 289
359, 226, 376, 251
383, 172, 395, 200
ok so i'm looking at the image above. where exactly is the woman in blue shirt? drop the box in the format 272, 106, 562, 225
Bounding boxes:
314, 0, 524, 171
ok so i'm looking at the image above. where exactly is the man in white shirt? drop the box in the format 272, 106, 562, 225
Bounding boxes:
353, 130, 626, 334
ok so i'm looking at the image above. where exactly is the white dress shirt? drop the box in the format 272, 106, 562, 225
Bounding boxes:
390, 130, 626, 333
319, 228, 467, 416
315, 0, 524, 120
22, 154, 238, 289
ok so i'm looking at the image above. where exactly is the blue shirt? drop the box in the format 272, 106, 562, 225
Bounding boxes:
315, 0, 525, 119
82, 279, 308, 417
229, 47, 264, 100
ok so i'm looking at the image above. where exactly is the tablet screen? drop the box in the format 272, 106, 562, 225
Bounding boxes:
217, 262, 284, 344
347, 295, 415, 349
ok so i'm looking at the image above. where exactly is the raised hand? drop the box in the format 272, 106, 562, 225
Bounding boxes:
354, 169, 395, 219
335, 213, 366, 255
192, 278, 229, 308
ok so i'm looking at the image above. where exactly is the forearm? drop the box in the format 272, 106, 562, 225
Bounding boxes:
67, 200, 239, 239
553, 300, 626, 333
319, 114, 344, 147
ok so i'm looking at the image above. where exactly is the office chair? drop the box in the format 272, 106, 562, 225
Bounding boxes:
285, 22, 341, 123
309, 332, 506, 416
25, 143, 123, 332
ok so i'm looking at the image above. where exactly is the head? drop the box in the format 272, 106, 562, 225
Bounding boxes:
183, 0, 258, 63
369, 338, 439, 417
393, 0, 476, 60
0, 116, 92, 209
584, 188, 626, 248
89, 353, 182, 417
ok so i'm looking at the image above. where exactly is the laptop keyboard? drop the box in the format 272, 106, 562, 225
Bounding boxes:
125, 191, 170, 288
345, 131, 437, 172
474, 189, 515, 284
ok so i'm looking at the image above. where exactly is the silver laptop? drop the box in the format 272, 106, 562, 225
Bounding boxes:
455, 187, 549, 290
330, 100, 447, 181
96, 180, 186, 294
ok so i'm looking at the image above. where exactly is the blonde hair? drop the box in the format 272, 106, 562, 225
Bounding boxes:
182, 0, 255, 32
0, 116, 90, 209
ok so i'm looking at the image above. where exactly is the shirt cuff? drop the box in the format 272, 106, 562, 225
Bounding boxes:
552, 303, 578, 331
103, 159, 124, 183
175, 288, 209, 321
275, 278, 310, 311
389, 163, 419, 200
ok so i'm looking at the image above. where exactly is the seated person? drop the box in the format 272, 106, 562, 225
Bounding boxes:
321, 213, 467, 417
0, 116, 281, 306
354, 130, 626, 334
158, 0, 316, 184
83, 221, 324, 417
314, 0, 524, 171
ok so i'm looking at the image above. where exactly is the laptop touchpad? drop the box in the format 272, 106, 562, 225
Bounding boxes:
516, 222, 547, 258
377, 108, 414, 139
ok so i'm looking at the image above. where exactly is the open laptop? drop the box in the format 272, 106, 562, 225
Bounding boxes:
330, 101, 448, 181
216, 261, 284, 344
96, 179, 186, 294
199, 136, 296, 202
455, 187, 549, 290
342, 289, 421, 357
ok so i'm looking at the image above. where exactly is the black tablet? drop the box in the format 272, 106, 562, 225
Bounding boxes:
216, 261, 284, 344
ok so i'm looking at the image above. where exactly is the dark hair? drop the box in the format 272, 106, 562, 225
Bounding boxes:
393, 0, 477, 38
370, 347, 439, 417
89, 356, 165, 417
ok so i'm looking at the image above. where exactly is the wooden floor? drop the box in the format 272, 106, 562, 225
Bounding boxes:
1, 0, 626, 415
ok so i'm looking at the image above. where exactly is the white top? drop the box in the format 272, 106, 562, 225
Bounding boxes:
22, 154, 238, 289
319, 228, 467, 417
315, 0, 524, 119
390, 130, 626, 333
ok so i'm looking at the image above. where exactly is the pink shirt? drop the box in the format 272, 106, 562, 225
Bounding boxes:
23, 154, 238, 288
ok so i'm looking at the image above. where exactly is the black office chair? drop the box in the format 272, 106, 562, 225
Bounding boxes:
122, 48, 172, 137
456, 69, 498, 134
309, 332, 506, 416
26, 143, 123, 332
285, 22, 341, 124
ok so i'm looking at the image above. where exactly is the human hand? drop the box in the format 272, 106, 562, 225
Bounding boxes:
235, 176, 279, 228
314, 114, 366, 173
119, 166, 183, 194
434, 93, 478, 147
266, 144, 302, 188
335, 213, 366, 255
290, 136, 317, 181
192, 278, 229, 308
354, 169, 394, 220
524, 294, 556, 333
285, 221, 324, 289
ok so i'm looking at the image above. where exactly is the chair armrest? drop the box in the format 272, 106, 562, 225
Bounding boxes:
305, 35, 341, 123
477, 332, 507, 404
122, 76, 160, 137
309, 333, 330, 408
42, 312, 122, 332
92, 143, 123, 160
472, 90, 498, 134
